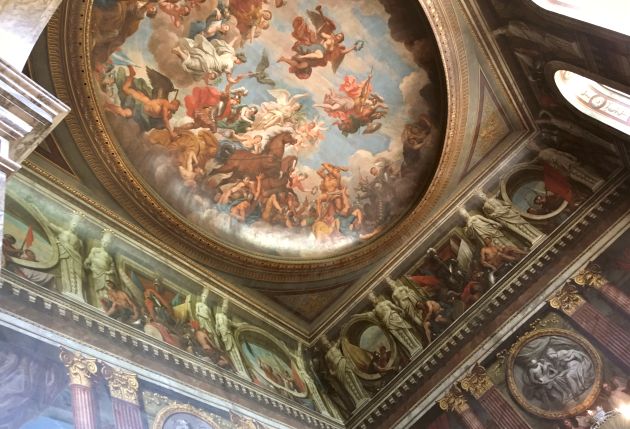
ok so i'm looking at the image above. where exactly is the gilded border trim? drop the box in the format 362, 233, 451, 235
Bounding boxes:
45, 0, 470, 282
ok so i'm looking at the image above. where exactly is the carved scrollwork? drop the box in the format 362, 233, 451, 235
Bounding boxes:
459, 363, 493, 399
438, 384, 469, 413
101, 363, 140, 405
548, 284, 585, 315
59, 348, 98, 387
573, 263, 608, 290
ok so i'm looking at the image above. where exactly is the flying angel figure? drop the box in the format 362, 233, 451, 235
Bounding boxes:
112, 65, 181, 139
278, 5, 365, 79
252, 89, 308, 130
251, 51, 275, 86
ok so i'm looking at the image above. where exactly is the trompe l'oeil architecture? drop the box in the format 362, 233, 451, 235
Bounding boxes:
0, 1, 628, 428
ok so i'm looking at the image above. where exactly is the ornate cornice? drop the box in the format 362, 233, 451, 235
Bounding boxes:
0, 271, 341, 429
459, 364, 493, 399
573, 263, 609, 290
101, 363, 140, 405
346, 174, 629, 428
59, 348, 98, 387
548, 284, 585, 316
437, 385, 469, 413
44, 0, 471, 284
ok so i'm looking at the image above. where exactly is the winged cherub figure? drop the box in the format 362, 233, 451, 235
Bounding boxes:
278, 5, 364, 79
251, 89, 308, 130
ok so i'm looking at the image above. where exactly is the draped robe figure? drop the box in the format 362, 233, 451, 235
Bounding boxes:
479, 192, 545, 246
195, 289, 220, 348
386, 277, 424, 330
215, 299, 250, 380
47, 214, 85, 302
84, 231, 116, 306
368, 293, 422, 355
321, 336, 369, 408
459, 207, 518, 248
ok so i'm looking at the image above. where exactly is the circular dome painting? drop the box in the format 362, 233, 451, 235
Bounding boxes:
88, 0, 445, 259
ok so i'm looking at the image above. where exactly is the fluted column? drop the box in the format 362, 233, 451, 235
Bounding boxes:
101, 364, 145, 429
549, 284, 630, 369
438, 385, 485, 429
460, 364, 531, 429
60, 349, 99, 429
573, 264, 630, 318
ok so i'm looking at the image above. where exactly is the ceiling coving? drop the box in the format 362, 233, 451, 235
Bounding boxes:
50, 0, 451, 283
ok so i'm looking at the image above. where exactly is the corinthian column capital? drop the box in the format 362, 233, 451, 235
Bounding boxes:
548, 284, 585, 316
101, 364, 140, 405
573, 263, 608, 290
438, 384, 470, 413
460, 364, 493, 399
59, 349, 98, 387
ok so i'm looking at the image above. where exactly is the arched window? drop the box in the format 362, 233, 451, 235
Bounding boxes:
554, 70, 630, 135
530, 0, 630, 36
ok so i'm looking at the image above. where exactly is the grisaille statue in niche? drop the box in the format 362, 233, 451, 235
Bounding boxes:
195, 288, 220, 347
292, 343, 340, 419
321, 335, 369, 408
477, 191, 545, 246
84, 230, 116, 306
33, 207, 86, 302
367, 292, 422, 355
458, 207, 521, 248
385, 277, 424, 331
215, 298, 250, 380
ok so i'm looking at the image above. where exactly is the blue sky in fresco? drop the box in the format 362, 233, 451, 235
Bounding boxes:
115, 0, 428, 175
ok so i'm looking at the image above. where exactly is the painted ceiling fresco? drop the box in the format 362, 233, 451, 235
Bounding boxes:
89, 0, 445, 259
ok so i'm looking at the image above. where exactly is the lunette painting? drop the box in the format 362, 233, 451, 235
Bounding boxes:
90, 0, 445, 258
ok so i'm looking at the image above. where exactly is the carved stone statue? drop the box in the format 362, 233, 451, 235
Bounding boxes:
385, 277, 424, 330
215, 299, 250, 380
478, 191, 545, 246
321, 336, 369, 408
195, 288, 219, 347
368, 292, 422, 355
458, 207, 519, 248
534, 146, 604, 191
84, 231, 116, 306
44, 211, 85, 302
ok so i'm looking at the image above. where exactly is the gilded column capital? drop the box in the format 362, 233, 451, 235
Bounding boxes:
101, 364, 140, 405
460, 364, 493, 399
548, 284, 585, 316
573, 263, 608, 290
59, 349, 98, 387
438, 384, 469, 413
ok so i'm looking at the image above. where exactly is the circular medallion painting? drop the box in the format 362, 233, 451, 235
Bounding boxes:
236, 327, 308, 397
506, 329, 602, 419
86, 0, 445, 261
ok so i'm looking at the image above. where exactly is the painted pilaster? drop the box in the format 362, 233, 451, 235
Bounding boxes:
549, 284, 630, 369
101, 364, 145, 429
460, 364, 531, 429
60, 349, 99, 429
438, 385, 485, 429
573, 264, 630, 318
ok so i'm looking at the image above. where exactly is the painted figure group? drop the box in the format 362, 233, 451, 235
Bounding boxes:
88, 0, 426, 251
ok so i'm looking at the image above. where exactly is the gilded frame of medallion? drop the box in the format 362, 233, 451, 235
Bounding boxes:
46, 0, 470, 283
339, 313, 399, 381
152, 403, 221, 429
234, 325, 309, 399
505, 328, 602, 420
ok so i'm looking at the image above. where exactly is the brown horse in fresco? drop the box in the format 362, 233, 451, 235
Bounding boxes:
209, 130, 297, 180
